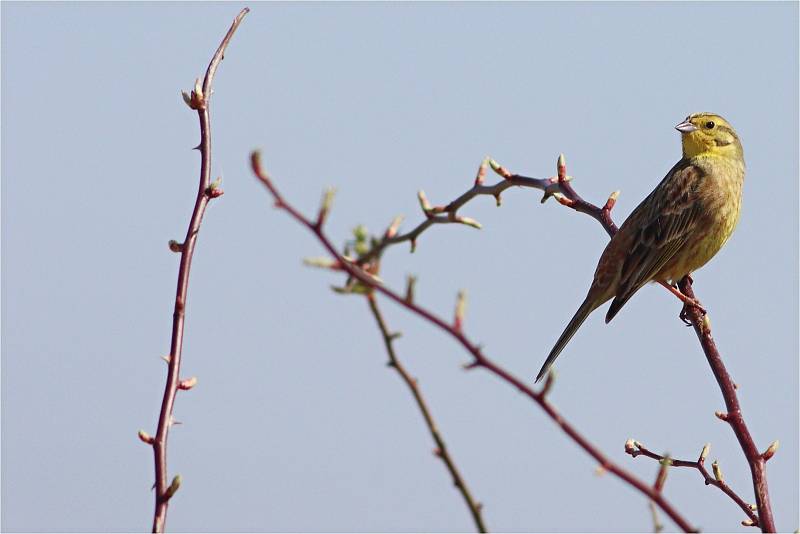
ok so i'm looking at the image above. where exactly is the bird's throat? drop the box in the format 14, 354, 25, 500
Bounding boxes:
681, 134, 713, 159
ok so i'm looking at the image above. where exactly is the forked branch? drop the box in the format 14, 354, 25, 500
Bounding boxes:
358, 155, 618, 264
251, 151, 696, 532
626, 440, 759, 526
678, 279, 776, 531
346, 152, 776, 532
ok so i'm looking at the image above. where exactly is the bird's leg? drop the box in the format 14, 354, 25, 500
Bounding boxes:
678, 303, 694, 326
657, 280, 706, 325
676, 274, 702, 325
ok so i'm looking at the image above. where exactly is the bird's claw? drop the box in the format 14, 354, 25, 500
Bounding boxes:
679, 298, 706, 326
679, 306, 693, 326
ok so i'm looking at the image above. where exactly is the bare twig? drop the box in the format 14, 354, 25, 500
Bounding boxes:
353, 152, 776, 532
144, 9, 249, 533
626, 440, 759, 526
677, 280, 776, 532
358, 156, 618, 264
251, 151, 697, 532
366, 294, 488, 533
534, 154, 776, 531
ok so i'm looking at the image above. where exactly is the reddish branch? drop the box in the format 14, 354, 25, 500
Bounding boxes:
531, 155, 777, 530
251, 151, 696, 532
678, 279, 776, 531
366, 295, 488, 533
143, 9, 249, 533
555, 157, 775, 530
626, 440, 759, 526
351, 153, 776, 531
358, 156, 617, 264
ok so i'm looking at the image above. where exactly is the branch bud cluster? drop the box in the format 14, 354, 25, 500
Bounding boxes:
181, 79, 206, 110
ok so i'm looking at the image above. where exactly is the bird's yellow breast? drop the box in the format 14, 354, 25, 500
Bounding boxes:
658, 154, 744, 283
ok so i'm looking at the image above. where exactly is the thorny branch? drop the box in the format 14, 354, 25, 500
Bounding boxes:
349, 153, 777, 531
140, 9, 249, 533
357, 155, 618, 265
366, 294, 488, 533
626, 440, 760, 526
251, 151, 697, 533
678, 279, 777, 532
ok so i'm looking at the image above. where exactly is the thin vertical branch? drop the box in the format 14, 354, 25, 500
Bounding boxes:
678, 279, 776, 532
146, 9, 249, 533
366, 294, 488, 533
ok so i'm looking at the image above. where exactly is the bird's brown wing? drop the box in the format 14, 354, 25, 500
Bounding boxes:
604, 161, 706, 323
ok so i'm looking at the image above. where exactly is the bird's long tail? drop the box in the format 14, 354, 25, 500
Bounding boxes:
535, 297, 600, 383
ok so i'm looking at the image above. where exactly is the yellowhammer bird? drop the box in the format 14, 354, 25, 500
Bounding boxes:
535, 112, 745, 383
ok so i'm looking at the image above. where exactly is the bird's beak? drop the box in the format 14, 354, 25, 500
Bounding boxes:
675, 119, 698, 133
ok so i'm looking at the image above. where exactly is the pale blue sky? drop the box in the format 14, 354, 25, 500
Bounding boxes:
2, 2, 798, 532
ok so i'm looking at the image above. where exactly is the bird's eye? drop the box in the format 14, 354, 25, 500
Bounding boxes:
705, 121, 715, 129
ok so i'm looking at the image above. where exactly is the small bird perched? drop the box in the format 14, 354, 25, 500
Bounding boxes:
535, 113, 745, 383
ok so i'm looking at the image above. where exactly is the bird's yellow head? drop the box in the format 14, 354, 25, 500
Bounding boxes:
675, 113, 743, 160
